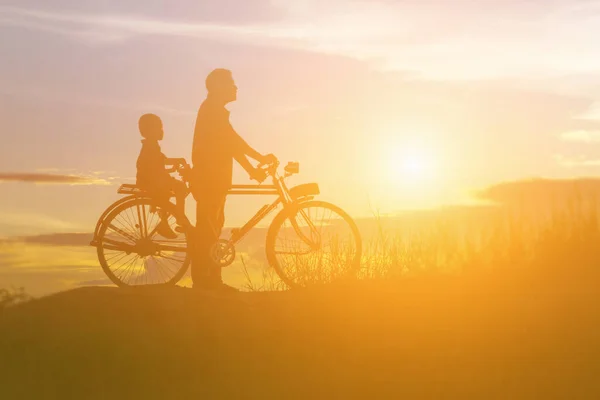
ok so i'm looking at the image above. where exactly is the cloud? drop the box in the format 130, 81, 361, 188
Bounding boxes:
554, 154, 600, 168
477, 177, 600, 206
559, 130, 600, 143
1, 0, 283, 26
0, 212, 83, 237
5, 1, 600, 81
0, 84, 197, 117
0, 5, 289, 45
0, 172, 112, 185
9, 233, 93, 247
574, 101, 600, 121
0, 241, 105, 296
76, 278, 113, 286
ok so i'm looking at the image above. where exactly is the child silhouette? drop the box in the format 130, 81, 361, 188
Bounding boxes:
136, 113, 187, 239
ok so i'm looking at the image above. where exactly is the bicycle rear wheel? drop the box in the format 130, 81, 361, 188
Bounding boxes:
96, 197, 190, 287
266, 200, 362, 288
92, 196, 136, 241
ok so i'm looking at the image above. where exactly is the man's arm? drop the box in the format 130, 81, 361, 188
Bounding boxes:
227, 121, 279, 164
234, 153, 267, 182
230, 129, 265, 162
234, 153, 253, 173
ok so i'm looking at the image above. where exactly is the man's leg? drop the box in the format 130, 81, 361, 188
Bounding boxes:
191, 193, 226, 286
209, 193, 226, 281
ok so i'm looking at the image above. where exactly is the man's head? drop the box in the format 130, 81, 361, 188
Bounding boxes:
138, 113, 164, 140
206, 68, 237, 104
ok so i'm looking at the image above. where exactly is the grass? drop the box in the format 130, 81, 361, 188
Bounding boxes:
241, 200, 600, 290
2, 201, 600, 398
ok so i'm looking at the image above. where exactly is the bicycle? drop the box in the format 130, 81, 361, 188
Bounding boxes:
90, 160, 362, 289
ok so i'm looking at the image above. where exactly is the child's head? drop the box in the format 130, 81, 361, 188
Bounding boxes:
138, 113, 164, 140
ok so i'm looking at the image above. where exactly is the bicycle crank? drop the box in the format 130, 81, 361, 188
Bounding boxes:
210, 239, 236, 267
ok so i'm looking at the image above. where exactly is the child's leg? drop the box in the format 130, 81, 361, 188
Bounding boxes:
171, 179, 187, 217
149, 183, 178, 239
156, 192, 172, 222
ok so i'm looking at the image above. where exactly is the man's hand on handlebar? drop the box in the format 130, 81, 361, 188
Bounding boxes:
249, 167, 267, 183
260, 153, 278, 165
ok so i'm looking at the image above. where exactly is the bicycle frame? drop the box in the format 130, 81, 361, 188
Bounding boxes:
224, 163, 318, 248
91, 162, 320, 253
226, 191, 281, 245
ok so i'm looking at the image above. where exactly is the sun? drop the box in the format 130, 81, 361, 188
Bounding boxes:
366, 123, 449, 209
399, 153, 426, 176
387, 146, 435, 183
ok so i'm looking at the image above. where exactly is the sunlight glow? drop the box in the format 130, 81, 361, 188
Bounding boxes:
365, 125, 445, 210
385, 142, 436, 185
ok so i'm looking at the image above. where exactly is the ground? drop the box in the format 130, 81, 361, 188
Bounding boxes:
1, 274, 599, 399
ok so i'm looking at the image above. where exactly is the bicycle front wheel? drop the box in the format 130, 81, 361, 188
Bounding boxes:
266, 200, 362, 288
96, 197, 191, 287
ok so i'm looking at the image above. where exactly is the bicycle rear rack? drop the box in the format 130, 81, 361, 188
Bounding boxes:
117, 184, 177, 197
118, 184, 145, 195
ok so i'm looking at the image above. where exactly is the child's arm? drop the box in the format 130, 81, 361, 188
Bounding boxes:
164, 157, 187, 173
165, 157, 186, 166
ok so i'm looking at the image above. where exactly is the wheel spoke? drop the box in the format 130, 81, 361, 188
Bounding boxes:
96, 198, 190, 287
274, 249, 314, 256
157, 244, 188, 253
136, 203, 146, 238
267, 201, 361, 288
102, 238, 136, 252
107, 223, 137, 243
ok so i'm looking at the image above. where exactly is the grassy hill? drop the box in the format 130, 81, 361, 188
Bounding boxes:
4, 179, 600, 398
1, 272, 599, 399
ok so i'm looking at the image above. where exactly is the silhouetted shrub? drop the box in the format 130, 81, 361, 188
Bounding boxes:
0, 287, 31, 309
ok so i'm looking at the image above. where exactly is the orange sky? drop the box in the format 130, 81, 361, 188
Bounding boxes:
3, 0, 600, 294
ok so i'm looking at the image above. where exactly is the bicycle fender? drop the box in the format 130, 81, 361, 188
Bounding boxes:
289, 183, 320, 201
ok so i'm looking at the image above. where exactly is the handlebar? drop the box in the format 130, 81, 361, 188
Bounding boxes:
257, 160, 280, 176
258, 161, 299, 176
173, 159, 298, 184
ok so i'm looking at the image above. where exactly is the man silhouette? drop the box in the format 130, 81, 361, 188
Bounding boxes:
191, 68, 276, 291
